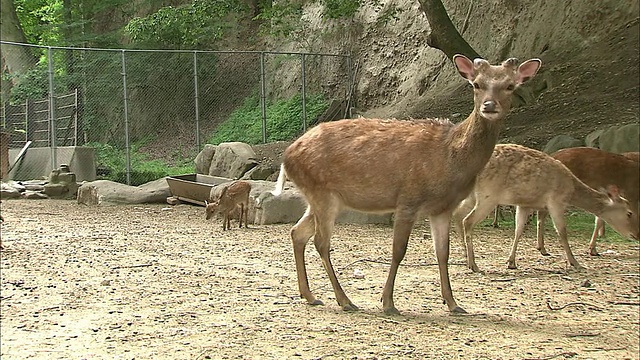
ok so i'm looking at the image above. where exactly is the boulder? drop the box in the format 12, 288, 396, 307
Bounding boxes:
240, 163, 278, 180
77, 178, 171, 205
208, 142, 258, 179
598, 123, 640, 153
252, 182, 392, 225
0, 182, 22, 199
543, 134, 583, 154
194, 144, 216, 175
585, 129, 604, 148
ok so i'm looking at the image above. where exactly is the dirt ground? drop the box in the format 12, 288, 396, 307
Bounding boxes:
0, 199, 638, 360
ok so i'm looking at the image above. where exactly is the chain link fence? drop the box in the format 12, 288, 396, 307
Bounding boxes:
1, 41, 353, 185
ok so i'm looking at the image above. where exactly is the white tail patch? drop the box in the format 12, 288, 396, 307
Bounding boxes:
271, 164, 286, 196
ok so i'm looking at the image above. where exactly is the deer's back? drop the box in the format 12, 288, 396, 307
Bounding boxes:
475, 144, 575, 207
283, 118, 473, 212
552, 147, 639, 202
219, 181, 251, 210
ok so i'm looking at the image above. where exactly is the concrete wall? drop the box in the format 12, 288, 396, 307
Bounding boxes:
7, 146, 96, 182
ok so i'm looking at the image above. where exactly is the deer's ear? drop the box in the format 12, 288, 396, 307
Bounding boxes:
516, 59, 542, 84
453, 54, 475, 82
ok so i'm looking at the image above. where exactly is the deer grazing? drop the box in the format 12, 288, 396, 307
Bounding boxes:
205, 180, 251, 231
272, 54, 541, 314
453, 144, 637, 272
537, 148, 639, 256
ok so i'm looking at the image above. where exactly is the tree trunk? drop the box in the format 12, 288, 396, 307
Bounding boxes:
417, 0, 481, 60
0, 0, 38, 78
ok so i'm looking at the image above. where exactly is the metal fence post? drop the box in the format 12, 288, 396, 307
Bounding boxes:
193, 51, 201, 151
301, 53, 307, 133
47, 47, 57, 170
259, 52, 267, 144
121, 50, 131, 185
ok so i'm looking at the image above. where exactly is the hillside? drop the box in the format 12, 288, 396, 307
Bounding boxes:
268, 0, 639, 150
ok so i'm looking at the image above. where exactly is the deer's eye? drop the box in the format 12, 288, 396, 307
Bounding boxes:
506, 84, 515, 91
627, 211, 633, 218
472, 82, 480, 89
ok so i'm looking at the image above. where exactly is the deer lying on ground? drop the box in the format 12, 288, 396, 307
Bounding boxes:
536, 148, 639, 256
205, 180, 251, 231
453, 144, 637, 272
272, 55, 541, 315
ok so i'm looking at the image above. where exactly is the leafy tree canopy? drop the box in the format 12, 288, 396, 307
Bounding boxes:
124, 0, 250, 49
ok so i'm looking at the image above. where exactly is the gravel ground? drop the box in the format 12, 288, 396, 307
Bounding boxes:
0, 199, 638, 360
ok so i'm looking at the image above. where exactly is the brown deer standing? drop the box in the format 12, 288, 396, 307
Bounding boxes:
272, 55, 541, 315
537, 148, 639, 256
453, 144, 637, 272
205, 180, 251, 230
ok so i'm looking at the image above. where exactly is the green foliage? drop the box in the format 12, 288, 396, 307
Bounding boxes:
320, 0, 361, 19
208, 93, 329, 145
6, 64, 49, 103
488, 210, 632, 245
125, 0, 249, 49
89, 141, 194, 186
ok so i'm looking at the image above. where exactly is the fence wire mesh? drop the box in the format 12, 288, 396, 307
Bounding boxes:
1, 42, 352, 185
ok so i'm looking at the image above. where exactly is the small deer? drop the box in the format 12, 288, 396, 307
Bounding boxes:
205, 180, 251, 231
453, 144, 637, 272
537, 147, 639, 255
273, 55, 541, 314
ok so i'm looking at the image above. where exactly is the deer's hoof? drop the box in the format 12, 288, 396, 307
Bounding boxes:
538, 249, 550, 256
308, 299, 324, 306
342, 303, 359, 312
589, 250, 600, 257
507, 262, 517, 270
450, 306, 467, 314
383, 306, 401, 316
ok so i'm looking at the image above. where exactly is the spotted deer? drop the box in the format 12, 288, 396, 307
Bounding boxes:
453, 144, 637, 272
537, 148, 639, 255
205, 180, 251, 230
272, 55, 541, 314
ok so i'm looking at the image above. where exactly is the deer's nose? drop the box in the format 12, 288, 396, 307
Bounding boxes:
482, 100, 496, 112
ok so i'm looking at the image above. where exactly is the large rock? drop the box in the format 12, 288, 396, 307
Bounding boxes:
194, 144, 216, 175
252, 182, 392, 225
598, 123, 640, 153
77, 178, 171, 205
585, 129, 604, 148
543, 134, 583, 154
208, 142, 258, 179
240, 163, 278, 180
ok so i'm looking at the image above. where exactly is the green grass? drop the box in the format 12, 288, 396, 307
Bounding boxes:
88, 141, 195, 186
208, 93, 328, 145
487, 209, 632, 245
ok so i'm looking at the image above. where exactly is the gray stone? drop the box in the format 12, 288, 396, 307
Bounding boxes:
194, 144, 217, 175
23, 190, 48, 199
543, 134, 583, 154
585, 129, 604, 148
208, 142, 258, 179
598, 123, 640, 153
77, 177, 171, 205
240, 163, 278, 180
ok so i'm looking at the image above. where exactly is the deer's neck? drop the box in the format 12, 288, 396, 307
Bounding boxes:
449, 110, 503, 171
569, 177, 610, 215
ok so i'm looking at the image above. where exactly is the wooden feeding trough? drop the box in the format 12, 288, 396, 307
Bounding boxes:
165, 173, 230, 206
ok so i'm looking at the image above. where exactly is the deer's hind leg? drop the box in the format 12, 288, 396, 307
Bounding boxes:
507, 206, 533, 269
291, 206, 320, 305
548, 204, 583, 270
311, 195, 355, 311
